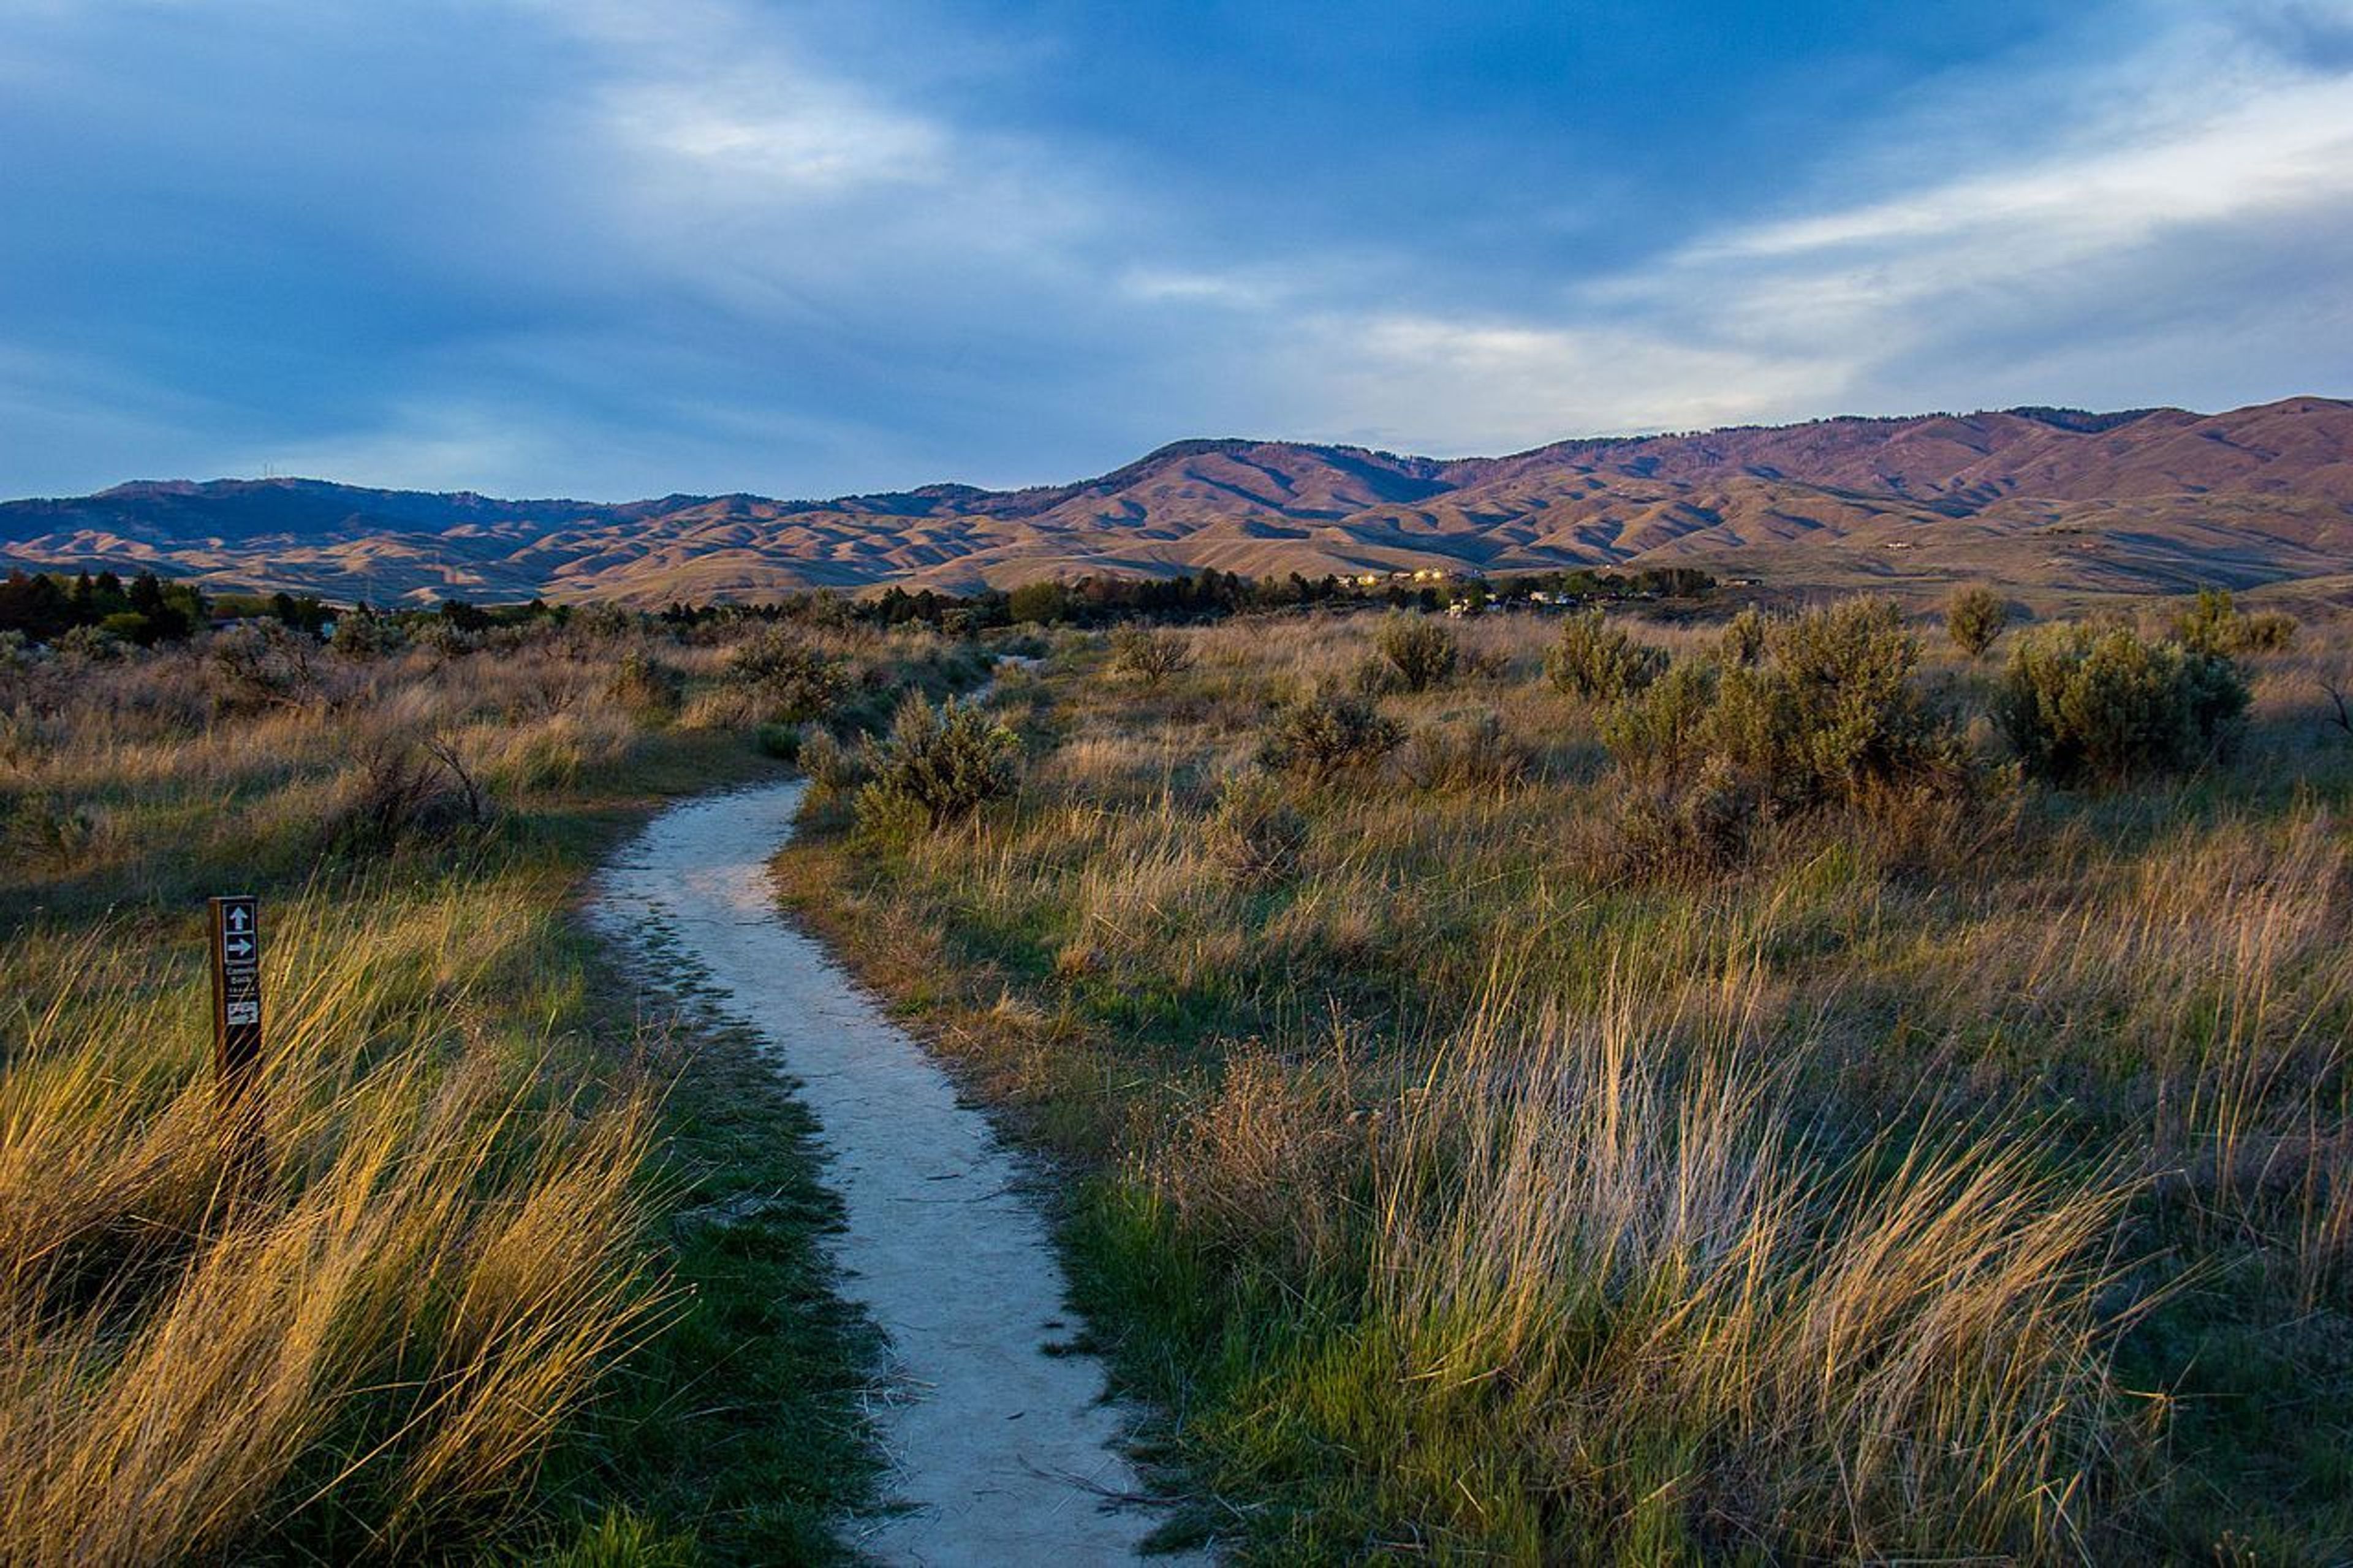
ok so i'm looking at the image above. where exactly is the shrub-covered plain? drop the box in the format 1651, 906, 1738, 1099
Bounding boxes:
777, 594, 2353, 1561
13, 577, 2349, 1563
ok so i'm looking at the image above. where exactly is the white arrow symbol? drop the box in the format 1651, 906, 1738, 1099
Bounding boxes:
224, 935, 255, 960
226, 906, 252, 933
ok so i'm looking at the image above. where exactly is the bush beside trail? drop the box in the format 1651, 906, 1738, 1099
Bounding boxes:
727, 626, 848, 722
854, 692, 1022, 836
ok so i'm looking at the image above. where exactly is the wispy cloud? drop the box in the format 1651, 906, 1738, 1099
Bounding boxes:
1236, 3, 2353, 450
0, 0, 2346, 496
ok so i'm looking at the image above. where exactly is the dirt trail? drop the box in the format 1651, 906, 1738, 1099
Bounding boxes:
593, 779, 1176, 1566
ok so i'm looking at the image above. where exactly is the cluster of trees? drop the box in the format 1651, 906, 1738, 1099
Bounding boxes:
0, 566, 357, 646
998, 564, 1716, 625
0, 567, 208, 645
1499, 566, 1718, 604
213, 590, 337, 635
652, 570, 1319, 634
0, 565, 518, 650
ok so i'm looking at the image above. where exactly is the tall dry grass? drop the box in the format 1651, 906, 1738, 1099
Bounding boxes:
1132, 966, 2136, 1559
1, 612, 946, 1559
0, 885, 663, 1562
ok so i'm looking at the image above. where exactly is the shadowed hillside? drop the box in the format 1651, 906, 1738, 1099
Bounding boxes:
6, 396, 2351, 604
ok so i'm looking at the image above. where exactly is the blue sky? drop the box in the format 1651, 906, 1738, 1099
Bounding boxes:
2, 0, 2350, 500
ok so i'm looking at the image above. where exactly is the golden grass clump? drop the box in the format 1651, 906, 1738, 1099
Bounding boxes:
0, 885, 662, 1562
1224, 964, 2132, 1561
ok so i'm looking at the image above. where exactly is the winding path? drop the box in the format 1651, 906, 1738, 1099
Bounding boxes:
591, 780, 1172, 1566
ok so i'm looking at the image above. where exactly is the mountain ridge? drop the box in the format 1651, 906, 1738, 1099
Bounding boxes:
6, 396, 2351, 604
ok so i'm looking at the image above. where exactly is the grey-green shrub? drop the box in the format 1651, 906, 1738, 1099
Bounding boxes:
727, 627, 845, 722
1998, 621, 2248, 784
413, 619, 478, 661
2241, 611, 2300, 652
605, 650, 684, 721
1730, 597, 1965, 812
795, 725, 868, 804
853, 693, 1020, 830
1945, 585, 2010, 659
51, 625, 127, 665
325, 731, 468, 853
1107, 624, 1195, 686
1376, 613, 1458, 693
1613, 768, 1757, 876
1352, 654, 1402, 697
2173, 588, 2295, 656
1257, 689, 1403, 783
1546, 609, 1665, 700
1598, 659, 1719, 788
4, 793, 99, 869
330, 607, 403, 660
1600, 599, 1979, 865
566, 602, 640, 642
209, 621, 320, 713
1721, 608, 1768, 667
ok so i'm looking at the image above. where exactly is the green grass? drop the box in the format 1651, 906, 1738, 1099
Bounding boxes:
544, 958, 881, 1563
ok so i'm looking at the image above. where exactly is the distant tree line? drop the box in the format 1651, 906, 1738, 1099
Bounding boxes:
2, 559, 1718, 648
659, 563, 1717, 634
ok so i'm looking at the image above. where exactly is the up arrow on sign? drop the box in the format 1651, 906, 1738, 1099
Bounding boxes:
208, 895, 267, 1189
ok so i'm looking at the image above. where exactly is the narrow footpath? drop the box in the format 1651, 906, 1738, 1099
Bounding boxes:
591, 780, 1173, 1567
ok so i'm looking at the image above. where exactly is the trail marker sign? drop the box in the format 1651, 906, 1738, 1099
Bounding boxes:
208, 895, 263, 1096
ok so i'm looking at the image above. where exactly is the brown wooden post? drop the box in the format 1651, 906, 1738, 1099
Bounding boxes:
208, 894, 266, 1181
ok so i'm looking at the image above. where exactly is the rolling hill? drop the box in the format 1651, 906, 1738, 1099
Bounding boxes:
6, 396, 2351, 604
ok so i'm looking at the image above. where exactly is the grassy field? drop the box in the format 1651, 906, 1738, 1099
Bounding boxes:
0, 612, 983, 1562
775, 594, 2353, 1562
